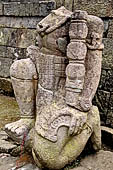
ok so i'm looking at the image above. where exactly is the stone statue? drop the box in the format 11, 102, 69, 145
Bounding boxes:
5, 7, 104, 169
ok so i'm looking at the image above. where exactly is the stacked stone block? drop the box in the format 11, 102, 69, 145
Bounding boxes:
66, 11, 88, 108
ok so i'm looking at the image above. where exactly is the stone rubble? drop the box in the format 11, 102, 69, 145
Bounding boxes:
0, 129, 113, 170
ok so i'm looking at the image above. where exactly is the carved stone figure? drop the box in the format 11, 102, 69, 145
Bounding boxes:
5, 7, 104, 169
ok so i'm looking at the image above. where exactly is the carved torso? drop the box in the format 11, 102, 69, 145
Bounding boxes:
35, 7, 72, 109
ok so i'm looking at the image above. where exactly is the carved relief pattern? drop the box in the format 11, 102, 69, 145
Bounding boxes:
66, 11, 88, 109
36, 110, 72, 142
35, 104, 87, 142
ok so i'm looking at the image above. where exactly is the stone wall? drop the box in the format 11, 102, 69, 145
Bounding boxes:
0, 0, 55, 95
0, 0, 113, 128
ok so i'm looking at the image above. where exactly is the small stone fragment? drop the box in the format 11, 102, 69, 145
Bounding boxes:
0, 139, 17, 153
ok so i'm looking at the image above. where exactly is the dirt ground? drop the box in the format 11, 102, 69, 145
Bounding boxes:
0, 95, 20, 130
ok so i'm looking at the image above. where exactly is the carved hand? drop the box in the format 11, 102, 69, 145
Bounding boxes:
68, 113, 87, 136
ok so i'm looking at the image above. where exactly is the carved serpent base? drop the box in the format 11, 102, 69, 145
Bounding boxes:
31, 104, 101, 169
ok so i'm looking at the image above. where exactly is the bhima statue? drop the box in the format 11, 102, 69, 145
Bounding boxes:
5, 7, 104, 169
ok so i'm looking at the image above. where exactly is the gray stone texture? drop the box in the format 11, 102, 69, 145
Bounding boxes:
107, 20, 113, 38
76, 150, 113, 170
0, 57, 13, 77
102, 38, 113, 69
0, 46, 27, 60
74, 0, 113, 17
0, 139, 17, 153
0, 131, 17, 154
3, 1, 55, 16
0, 16, 43, 28
0, 28, 37, 48
56, 0, 113, 17
0, 2, 2, 15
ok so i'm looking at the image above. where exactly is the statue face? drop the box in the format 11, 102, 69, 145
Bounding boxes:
37, 6, 72, 35
40, 25, 69, 54
36, 7, 72, 54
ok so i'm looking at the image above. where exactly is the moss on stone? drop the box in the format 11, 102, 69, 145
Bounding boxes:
0, 95, 20, 129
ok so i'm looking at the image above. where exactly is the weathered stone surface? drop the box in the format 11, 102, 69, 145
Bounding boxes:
0, 57, 13, 77
55, 0, 113, 17
0, 45, 7, 58
102, 38, 113, 69
106, 110, 113, 127
18, 163, 40, 170
7, 47, 27, 60
73, 0, 113, 17
99, 69, 113, 92
0, 28, 37, 48
80, 15, 104, 112
96, 67, 113, 127
106, 92, 113, 127
33, 106, 101, 169
0, 154, 18, 170
66, 11, 89, 111
0, 28, 8, 46
107, 20, 113, 38
0, 139, 17, 153
0, 78, 13, 94
79, 150, 113, 170
0, 131, 8, 140
93, 90, 110, 124
0, 16, 42, 28
55, 0, 74, 11
3, 1, 55, 16
98, 69, 107, 89
0, 2, 3, 15
9, 59, 38, 118
69, 23, 88, 40
10, 58, 37, 79
0, 149, 112, 170
0, 153, 40, 170
67, 42, 87, 60
36, 103, 88, 142
0, 46, 27, 60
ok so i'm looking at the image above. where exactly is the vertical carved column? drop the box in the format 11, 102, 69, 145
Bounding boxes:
66, 10, 88, 109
